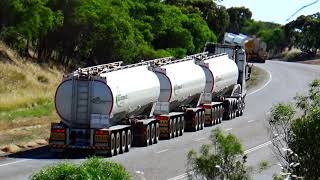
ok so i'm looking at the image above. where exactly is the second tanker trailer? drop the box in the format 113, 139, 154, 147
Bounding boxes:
50, 43, 249, 156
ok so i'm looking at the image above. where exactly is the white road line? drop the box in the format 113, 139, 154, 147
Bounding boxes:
167, 173, 188, 180
244, 141, 272, 154
248, 69, 272, 96
155, 149, 169, 154
248, 120, 255, 123
193, 137, 206, 142
168, 140, 273, 180
168, 67, 273, 180
0, 159, 30, 167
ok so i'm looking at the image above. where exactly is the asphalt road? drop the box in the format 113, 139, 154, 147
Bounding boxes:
0, 60, 320, 180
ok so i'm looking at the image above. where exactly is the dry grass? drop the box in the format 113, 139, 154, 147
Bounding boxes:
0, 46, 62, 111
298, 59, 320, 65
0, 124, 50, 149
0, 42, 62, 151
247, 65, 267, 90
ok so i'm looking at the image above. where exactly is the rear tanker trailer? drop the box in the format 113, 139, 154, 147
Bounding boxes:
50, 43, 249, 156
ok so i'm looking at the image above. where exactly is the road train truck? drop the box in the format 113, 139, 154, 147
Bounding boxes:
224, 33, 268, 63
49, 43, 249, 156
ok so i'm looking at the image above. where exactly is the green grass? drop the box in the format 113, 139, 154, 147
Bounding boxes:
30, 157, 131, 180
0, 100, 54, 122
258, 160, 270, 173
0, 44, 62, 112
247, 65, 268, 90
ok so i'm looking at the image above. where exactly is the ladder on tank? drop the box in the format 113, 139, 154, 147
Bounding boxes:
71, 79, 92, 124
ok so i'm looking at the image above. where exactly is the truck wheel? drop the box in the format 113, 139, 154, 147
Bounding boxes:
167, 119, 171, 139
236, 109, 240, 117
175, 118, 179, 137
226, 110, 232, 120
200, 111, 205, 130
180, 116, 184, 136
220, 106, 224, 123
145, 125, 150, 146
172, 118, 176, 138
115, 132, 120, 155
217, 106, 221, 123
211, 107, 216, 126
155, 122, 160, 143
234, 102, 238, 118
218, 107, 221, 123
177, 117, 181, 136
120, 131, 126, 154
199, 112, 203, 130
236, 100, 240, 117
170, 119, 174, 139
231, 109, 234, 119
240, 101, 244, 116
195, 113, 199, 131
109, 133, 115, 157
150, 123, 155, 145
125, 130, 131, 152
230, 101, 235, 119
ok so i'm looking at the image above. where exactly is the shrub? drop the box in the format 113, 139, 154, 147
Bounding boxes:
30, 157, 131, 180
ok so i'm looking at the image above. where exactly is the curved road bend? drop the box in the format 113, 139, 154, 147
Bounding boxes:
0, 60, 319, 180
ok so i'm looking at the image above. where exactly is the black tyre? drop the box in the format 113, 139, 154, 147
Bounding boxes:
150, 123, 155, 145
170, 119, 174, 139
175, 118, 179, 137
200, 111, 204, 130
212, 107, 216, 125
180, 116, 184, 136
195, 114, 199, 131
120, 131, 126, 154
145, 125, 150, 146
155, 122, 160, 143
125, 130, 131, 152
115, 132, 121, 155
109, 133, 116, 157
220, 106, 224, 122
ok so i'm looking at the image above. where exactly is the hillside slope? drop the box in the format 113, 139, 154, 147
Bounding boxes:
0, 42, 62, 152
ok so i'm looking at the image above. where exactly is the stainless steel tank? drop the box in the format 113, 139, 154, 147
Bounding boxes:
55, 65, 160, 128
54, 54, 239, 128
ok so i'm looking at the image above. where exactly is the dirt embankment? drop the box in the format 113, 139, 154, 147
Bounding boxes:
297, 59, 320, 65
246, 65, 269, 91
0, 42, 62, 154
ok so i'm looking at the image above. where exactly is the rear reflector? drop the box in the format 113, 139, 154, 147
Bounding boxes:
95, 130, 109, 135
202, 105, 212, 109
157, 116, 169, 121
51, 129, 65, 133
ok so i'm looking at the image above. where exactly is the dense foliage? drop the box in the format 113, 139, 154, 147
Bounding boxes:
269, 80, 320, 179
31, 157, 131, 180
187, 128, 250, 180
1, 0, 318, 67
0, 0, 221, 68
242, 20, 286, 54
285, 13, 320, 56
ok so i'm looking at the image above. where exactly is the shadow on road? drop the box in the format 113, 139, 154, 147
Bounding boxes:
6, 146, 100, 160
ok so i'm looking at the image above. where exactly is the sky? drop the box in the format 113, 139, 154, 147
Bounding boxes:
218, 0, 320, 24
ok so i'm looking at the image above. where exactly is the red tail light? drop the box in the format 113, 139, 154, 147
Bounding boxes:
95, 130, 109, 135
51, 129, 65, 133
158, 116, 169, 121
202, 105, 212, 109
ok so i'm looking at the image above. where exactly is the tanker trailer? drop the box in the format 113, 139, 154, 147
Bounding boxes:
245, 37, 268, 63
224, 32, 268, 63
49, 44, 248, 157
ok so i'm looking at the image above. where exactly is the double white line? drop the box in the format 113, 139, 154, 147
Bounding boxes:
168, 140, 273, 180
